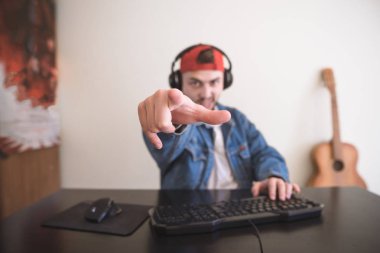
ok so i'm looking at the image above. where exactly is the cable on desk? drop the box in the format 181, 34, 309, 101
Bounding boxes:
248, 220, 264, 253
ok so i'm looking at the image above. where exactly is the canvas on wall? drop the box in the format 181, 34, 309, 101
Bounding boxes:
0, 0, 59, 158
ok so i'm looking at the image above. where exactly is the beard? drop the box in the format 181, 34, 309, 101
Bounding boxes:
196, 97, 216, 110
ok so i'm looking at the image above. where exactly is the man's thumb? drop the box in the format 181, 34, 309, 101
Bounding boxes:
167, 89, 185, 111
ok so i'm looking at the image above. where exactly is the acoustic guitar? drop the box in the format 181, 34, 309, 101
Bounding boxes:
308, 68, 367, 189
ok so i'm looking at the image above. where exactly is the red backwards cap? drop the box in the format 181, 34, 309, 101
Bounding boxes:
180, 45, 224, 73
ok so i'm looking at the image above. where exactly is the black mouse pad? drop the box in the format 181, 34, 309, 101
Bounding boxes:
42, 202, 152, 236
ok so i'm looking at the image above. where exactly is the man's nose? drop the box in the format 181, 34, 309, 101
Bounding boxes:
200, 84, 212, 98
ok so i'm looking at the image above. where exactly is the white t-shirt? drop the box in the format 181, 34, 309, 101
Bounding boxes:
207, 124, 239, 189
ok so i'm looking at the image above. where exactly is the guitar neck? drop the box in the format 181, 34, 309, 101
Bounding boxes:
329, 81, 343, 161
322, 68, 343, 161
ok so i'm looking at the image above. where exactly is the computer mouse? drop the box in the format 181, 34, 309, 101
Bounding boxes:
84, 198, 122, 223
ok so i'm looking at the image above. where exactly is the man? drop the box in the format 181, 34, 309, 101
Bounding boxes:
138, 44, 300, 200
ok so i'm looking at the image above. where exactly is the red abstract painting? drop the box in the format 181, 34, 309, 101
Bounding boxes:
0, 0, 59, 158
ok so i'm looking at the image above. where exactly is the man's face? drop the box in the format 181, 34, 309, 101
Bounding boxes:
181, 70, 224, 110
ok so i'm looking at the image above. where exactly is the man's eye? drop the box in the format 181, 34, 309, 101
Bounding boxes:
210, 80, 220, 86
190, 81, 201, 87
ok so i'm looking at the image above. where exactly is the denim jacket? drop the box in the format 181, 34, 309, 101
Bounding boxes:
143, 104, 289, 189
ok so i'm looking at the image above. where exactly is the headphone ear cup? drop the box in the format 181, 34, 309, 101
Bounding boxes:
169, 72, 176, 88
224, 70, 233, 89
169, 70, 182, 90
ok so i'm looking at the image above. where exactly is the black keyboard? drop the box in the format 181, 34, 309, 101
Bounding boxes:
149, 195, 324, 235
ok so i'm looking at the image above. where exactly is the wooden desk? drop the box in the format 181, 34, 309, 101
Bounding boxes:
1, 187, 379, 253
0, 146, 60, 219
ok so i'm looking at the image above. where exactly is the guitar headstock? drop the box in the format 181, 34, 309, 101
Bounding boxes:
321, 68, 336, 93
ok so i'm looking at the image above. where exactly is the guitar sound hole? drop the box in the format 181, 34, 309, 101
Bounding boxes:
333, 160, 344, 171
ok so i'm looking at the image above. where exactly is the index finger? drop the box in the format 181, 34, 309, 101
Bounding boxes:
193, 104, 231, 125
268, 178, 277, 200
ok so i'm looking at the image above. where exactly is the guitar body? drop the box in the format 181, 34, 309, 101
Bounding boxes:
309, 142, 367, 188
308, 68, 367, 189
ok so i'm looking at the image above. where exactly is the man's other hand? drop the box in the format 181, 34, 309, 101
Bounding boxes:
251, 177, 301, 201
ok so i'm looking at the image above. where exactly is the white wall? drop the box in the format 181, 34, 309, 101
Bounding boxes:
57, 0, 380, 194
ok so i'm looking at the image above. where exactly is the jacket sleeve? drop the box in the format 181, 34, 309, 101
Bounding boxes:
234, 109, 290, 182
